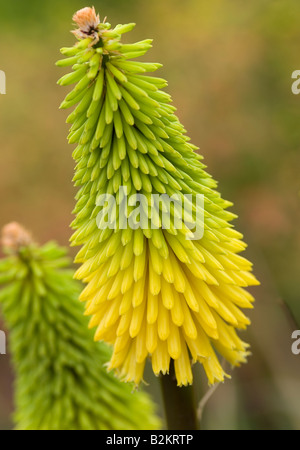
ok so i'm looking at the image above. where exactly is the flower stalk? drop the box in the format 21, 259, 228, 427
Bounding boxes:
160, 360, 199, 430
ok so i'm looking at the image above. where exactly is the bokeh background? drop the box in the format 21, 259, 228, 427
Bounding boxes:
0, 0, 300, 430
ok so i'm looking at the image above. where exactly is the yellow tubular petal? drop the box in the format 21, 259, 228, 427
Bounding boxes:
123, 343, 146, 385
228, 253, 253, 270
195, 280, 219, 309
134, 251, 147, 282
165, 233, 191, 264
223, 239, 247, 253
103, 322, 119, 344
94, 325, 111, 343
130, 302, 146, 338
195, 294, 217, 329
151, 229, 165, 251
161, 278, 175, 310
152, 340, 170, 376
121, 265, 134, 294
203, 230, 220, 244
92, 278, 114, 305
136, 319, 148, 363
202, 352, 227, 386
162, 256, 174, 283
174, 231, 197, 252
105, 297, 122, 328
230, 295, 254, 310
239, 271, 260, 286
167, 322, 182, 360
190, 247, 206, 264
158, 299, 170, 341
95, 262, 111, 287
149, 240, 163, 274
117, 307, 133, 336
128, 360, 146, 385
217, 255, 240, 270
107, 271, 123, 299
225, 326, 250, 352
196, 321, 219, 353
213, 341, 249, 366
174, 338, 193, 386
197, 245, 224, 270
146, 322, 158, 354
133, 228, 144, 256
181, 297, 198, 340
83, 265, 102, 283
185, 260, 207, 281
114, 332, 131, 354
225, 301, 251, 326
134, 360, 147, 385
119, 289, 133, 315
184, 278, 217, 327
120, 240, 134, 270
79, 272, 102, 300
213, 299, 241, 326
184, 327, 211, 361
132, 273, 147, 308
147, 292, 158, 324
182, 279, 200, 313
94, 314, 109, 341
171, 290, 184, 327
109, 336, 131, 369
169, 251, 186, 293
88, 309, 105, 329
85, 298, 107, 317
91, 249, 108, 269
227, 270, 249, 287
220, 227, 244, 240
121, 227, 133, 246
212, 313, 238, 350
149, 259, 161, 295
194, 312, 219, 340
74, 258, 95, 280
200, 269, 220, 286
85, 297, 93, 311
105, 232, 122, 257
107, 246, 124, 277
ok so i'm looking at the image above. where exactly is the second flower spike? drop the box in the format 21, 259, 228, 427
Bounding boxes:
0, 223, 160, 430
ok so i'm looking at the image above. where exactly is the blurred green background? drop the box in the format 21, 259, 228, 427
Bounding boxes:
0, 0, 300, 430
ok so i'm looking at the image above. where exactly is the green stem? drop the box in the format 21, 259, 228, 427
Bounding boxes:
160, 360, 199, 430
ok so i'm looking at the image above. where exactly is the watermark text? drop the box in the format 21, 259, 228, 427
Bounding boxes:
0, 70, 6, 95
0, 330, 6, 355
292, 330, 300, 355
96, 187, 204, 240
291, 70, 300, 95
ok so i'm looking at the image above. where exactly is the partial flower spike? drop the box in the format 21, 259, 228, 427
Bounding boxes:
0, 223, 160, 430
57, 8, 259, 387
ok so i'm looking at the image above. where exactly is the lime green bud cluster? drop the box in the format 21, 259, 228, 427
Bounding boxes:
0, 226, 160, 430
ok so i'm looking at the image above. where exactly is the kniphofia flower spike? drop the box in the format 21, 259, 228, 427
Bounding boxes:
57, 8, 259, 387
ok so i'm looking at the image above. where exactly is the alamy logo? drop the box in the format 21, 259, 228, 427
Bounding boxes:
292, 330, 300, 355
0, 70, 6, 95
0, 330, 6, 355
291, 70, 300, 95
96, 187, 205, 240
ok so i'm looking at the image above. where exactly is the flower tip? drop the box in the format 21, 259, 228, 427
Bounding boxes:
72, 6, 100, 32
1, 222, 32, 253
